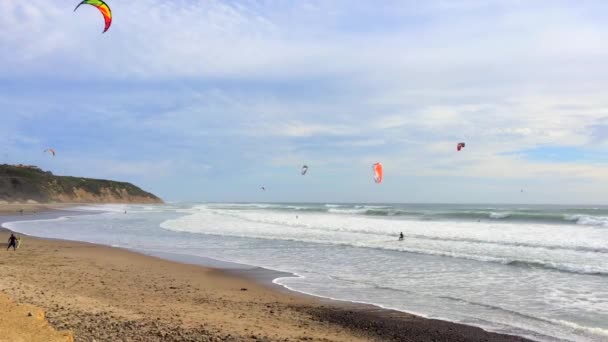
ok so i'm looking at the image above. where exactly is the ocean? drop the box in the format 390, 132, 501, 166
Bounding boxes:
4, 203, 608, 341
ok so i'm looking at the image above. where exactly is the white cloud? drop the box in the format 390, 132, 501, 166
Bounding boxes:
269, 121, 357, 137
1, 0, 605, 83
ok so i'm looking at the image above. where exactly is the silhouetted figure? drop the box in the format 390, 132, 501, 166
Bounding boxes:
399, 232, 404, 241
7, 234, 17, 251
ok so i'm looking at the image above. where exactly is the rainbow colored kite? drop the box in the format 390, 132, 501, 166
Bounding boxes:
74, 0, 112, 33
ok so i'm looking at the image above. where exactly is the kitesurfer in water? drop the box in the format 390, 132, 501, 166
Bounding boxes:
7, 234, 18, 251
399, 232, 404, 241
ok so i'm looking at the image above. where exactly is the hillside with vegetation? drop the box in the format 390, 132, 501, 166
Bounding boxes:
0, 164, 162, 204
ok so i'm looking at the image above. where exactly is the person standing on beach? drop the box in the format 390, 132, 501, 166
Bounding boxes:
7, 234, 18, 251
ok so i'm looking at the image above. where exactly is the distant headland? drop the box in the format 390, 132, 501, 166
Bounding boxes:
0, 164, 162, 204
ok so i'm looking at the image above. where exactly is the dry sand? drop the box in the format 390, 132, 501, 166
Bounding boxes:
0, 234, 372, 342
0, 211, 533, 342
0, 292, 73, 342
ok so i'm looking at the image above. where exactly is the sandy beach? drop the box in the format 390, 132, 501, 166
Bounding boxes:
0, 210, 532, 342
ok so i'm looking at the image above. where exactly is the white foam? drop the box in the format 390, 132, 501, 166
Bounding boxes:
160, 205, 608, 277
69, 204, 130, 213
489, 212, 511, 219
549, 319, 608, 338
565, 214, 608, 227
327, 208, 368, 214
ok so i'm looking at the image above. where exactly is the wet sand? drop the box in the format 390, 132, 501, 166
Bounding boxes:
0, 202, 69, 215
0, 211, 533, 342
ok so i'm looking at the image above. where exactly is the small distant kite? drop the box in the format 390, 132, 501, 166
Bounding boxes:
74, 0, 113, 33
301, 165, 309, 176
457, 142, 466, 151
372, 162, 383, 184
44, 148, 56, 157
260, 187, 266, 191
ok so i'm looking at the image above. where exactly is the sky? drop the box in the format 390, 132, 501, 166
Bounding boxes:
2, 0, 608, 204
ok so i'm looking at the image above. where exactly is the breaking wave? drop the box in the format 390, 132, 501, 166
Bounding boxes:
205, 203, 608, 226
161, 204, 608, 278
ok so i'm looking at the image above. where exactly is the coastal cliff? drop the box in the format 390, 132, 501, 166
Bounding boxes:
0, 164, 162, 204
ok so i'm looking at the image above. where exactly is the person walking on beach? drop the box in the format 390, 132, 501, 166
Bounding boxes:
7, 234, 18, 251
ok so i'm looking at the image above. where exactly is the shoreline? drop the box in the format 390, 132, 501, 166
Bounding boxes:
1, 207, 534, 341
